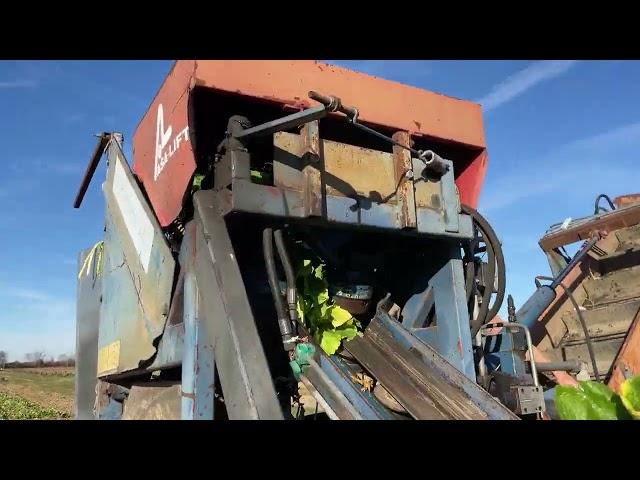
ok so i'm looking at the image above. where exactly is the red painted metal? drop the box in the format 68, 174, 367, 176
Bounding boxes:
132, 60, 488, 227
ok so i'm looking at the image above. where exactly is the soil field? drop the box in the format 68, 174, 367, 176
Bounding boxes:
0, 368, 74, 419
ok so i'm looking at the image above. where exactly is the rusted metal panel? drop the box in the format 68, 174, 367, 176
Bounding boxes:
131, 60, 196, 227
98, 143, 176, 376
562, 299, 640, 342
192, 60, 486, 148
131, 61, 488, 227
345, 311, 517, 420
301, 121, 322, 217
539, 203, 640, 251
609, 308, 640, 392
274, 131, 398, 201
391, 132, 417, 229
121, 383, 182, 420
614, 193, 640, 209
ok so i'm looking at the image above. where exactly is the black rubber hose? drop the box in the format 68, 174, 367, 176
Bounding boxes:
262, 228, 293, 343
462, 205, 506, 338
470, 237, 495, 338
536, 276, 600, 382
557, 285, 601, 382
274, 229, 299, 327
594, 194, 616, 215
464, 259, 475, 303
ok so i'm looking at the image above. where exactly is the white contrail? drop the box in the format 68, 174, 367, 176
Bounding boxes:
477, 61, 578, 112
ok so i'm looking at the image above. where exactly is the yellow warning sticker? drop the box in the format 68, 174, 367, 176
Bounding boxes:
97, 341, 120, 375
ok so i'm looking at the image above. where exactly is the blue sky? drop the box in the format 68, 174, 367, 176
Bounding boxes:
0, 60, 638, 360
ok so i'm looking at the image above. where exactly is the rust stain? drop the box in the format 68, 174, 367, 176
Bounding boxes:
392, 131, 417, 229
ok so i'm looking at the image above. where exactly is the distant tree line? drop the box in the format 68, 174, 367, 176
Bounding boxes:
0, 350, 75, 369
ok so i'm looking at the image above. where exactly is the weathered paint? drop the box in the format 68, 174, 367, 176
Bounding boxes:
193, 191, 284, 419
608, 308, 640, 392
346, 310, 517, 420
180, 221, 216, 419
75, 247, 102, 419
301, 121, 322, 217
132, 60, 487, 227
121, 384, 182, 420
391, 131, 417, 229
539, 202, 640, 251
131, 60, 194, 227
98, 142, 175, 375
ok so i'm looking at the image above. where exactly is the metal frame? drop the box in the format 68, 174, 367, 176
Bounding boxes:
216, 110, 473, 239
401, 246, 476, 380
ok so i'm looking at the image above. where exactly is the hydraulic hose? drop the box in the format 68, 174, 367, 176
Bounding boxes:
536, 276, 600, 382
274, 229, 299, 326
462, 205, 506, 337
263, 228, 294, 348
594, 193, 616, 215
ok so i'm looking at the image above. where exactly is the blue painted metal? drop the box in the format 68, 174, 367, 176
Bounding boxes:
193, 192, 285, 419
402, 285, 433, 329
231, 179, 473, 239
517, 286, 557, 330
412, 327, 439, 346
428, 249, 476, 380
485, 285, 554, 379
149, 322, 184, 370
401, 247, 475, 380
98, 142, 176, 375
374, 311, 518, 419
179, 221, 215, 419
181, 270, 215, 419
99, 212, 153, 374
75, 247, 102, 419
316, 355, 393, 420
98, 398, 123, 420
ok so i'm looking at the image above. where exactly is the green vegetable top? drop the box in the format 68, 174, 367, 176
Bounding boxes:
297, 259, 361, 355
555, 376, 640, 420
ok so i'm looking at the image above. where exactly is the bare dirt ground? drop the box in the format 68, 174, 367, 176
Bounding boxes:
0, 368, 74, 418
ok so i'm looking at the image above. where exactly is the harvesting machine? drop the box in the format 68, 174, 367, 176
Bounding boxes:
73, 60, 549, 420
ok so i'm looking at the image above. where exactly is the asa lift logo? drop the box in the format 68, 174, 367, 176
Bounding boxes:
154, 103, 190, 181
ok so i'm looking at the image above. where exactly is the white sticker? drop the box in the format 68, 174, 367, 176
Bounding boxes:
112, 157, 154, 273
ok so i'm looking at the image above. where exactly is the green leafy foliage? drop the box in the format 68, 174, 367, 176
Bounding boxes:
620, 376, 640, 420
0, 393, 69, 420
250, 170, 272, 185
555, 380, 632, 420
192, 174, 205, 192
297, 259, 360, 355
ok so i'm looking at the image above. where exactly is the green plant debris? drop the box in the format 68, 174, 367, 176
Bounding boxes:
297, 259, 360, 355
0, 392, 70, 420
251, 170, 272, 185
620, 376, 640, 420
555, 380, 632, 420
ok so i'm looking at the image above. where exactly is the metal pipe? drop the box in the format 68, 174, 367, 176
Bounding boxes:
273, 229, 299, 327
516, 285, 557, 329
262, 228, 295, 349
536, 360, 582, 373
235, 105, 328, 141
482, 322, 539, 387
308, 90, 448, 177
536, 275, 600, 382
594, 193, 616, 214
73, 132, 111, 208
549, 235, 600, 289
